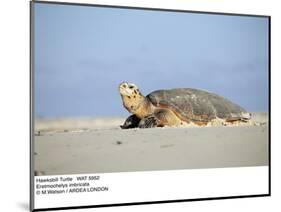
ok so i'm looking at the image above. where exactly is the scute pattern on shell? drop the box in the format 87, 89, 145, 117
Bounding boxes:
147, 88, 248, 122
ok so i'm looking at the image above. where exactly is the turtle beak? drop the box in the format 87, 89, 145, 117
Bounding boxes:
119, 82, 128, 88
119, 82, 130, 96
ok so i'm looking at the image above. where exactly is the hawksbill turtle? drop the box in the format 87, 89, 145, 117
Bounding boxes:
119, 82, 251, 129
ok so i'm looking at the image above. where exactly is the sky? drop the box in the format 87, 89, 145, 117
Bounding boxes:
34, 3, 269, 118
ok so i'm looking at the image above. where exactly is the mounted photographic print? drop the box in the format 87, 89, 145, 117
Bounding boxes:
30, 0, 270, 211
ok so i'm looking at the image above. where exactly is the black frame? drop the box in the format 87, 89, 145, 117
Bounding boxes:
30, 1, 271, 211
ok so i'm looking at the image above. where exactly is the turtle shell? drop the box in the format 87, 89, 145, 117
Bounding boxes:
147, 88, 250, 122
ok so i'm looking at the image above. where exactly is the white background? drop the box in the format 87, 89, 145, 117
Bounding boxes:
34, 167, 269, 209
0, 0, 280, 211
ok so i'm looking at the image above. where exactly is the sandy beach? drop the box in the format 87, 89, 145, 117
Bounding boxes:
34, 113, 268, 175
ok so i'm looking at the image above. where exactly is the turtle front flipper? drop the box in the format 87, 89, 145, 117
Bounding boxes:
120, 114, 141, 129
138, 115, 160, 128
139, 109, 183, 128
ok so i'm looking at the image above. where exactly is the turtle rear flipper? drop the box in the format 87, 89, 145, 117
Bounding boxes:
225, 113, 252, 123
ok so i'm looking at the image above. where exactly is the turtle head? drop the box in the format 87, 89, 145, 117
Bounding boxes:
119, 82, 148, 117
119, 82, 139, 97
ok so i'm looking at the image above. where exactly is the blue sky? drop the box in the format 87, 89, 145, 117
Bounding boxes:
34, 3, 269, 118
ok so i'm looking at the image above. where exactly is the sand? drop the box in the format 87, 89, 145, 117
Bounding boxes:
34, 113, 269, 175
